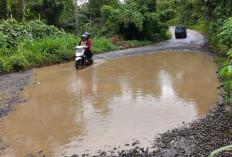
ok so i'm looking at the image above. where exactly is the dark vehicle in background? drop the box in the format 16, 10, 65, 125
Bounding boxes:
175, 27, 187, 39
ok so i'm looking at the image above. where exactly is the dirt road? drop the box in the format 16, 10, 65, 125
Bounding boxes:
0, 27, 230, 157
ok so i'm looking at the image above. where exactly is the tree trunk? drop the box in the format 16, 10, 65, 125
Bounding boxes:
74, 0, 79, 36
6, 0, 11, 18
90, 14, 92, 27
21, 0, 26, 21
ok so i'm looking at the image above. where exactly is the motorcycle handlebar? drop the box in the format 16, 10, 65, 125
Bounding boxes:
76, 46, 88, 49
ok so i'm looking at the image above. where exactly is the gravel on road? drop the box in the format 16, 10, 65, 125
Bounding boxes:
1, 27, 231, 157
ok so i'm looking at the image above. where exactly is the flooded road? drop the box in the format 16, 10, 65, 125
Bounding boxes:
0, 51, 219, 156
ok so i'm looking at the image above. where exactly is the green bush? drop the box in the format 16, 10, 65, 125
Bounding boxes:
165, 29, 172, 39
18, 34, 78, 66
0, 58, 7, 74
166, 18, 176, 26
0, 18, 121, 74
92, 37, 120, 53
164, 9, 176, 21
219, 18, 232, 48
219, 49, 232, 104
9, 55, 29, 72
159, 9, 176, 23
167, 0, 232, 55
188, 22, 205, 33
0, 17, 171, 74
100, 0, 169, 41
0, 19, 66, 49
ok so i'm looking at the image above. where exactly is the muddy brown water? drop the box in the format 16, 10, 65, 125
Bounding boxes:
0, 51, 219, 156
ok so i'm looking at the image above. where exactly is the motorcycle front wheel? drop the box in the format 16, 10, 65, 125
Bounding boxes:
75, 60, 82, 69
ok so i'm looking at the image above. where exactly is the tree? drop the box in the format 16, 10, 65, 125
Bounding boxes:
21, 0, 26, 21
116, 0, 168, 40
26, 0, 63, 25
74, 0, 79, 35
0, 0, 23, 20
84, 0, 120, 27
42, 0, 63, 25
0, 0, 7, 19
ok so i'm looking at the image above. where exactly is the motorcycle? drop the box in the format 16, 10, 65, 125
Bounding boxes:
75, 46, 93, 69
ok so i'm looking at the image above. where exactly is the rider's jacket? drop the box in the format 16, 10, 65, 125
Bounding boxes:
80, 39, 92, 51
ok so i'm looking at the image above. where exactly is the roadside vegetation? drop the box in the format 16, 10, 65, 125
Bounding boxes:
157, 0, 232, 56
0, 0, 231, 156
216, 18, 232, 106
0, 0, 171, 74
157, 0, 232, 156
157, 0, 232, 105
0, 19, 121, 74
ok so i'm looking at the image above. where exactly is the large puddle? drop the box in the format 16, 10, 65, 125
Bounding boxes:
0, 52, 219, 156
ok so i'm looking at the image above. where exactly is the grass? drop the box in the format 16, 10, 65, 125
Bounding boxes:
167, 18, 176, 26
215, 57, 231, 82
92, 37, 120, 53
188, 23, 206, 33
165, 29, 172, 39
208, 145, 232, 157
215, 57, 228, 67
0, 33, 172, 74
0, 34, 78, 74
0, 18, 172, 74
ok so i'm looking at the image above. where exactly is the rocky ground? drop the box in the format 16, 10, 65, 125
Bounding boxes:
0, 71, 31, 118
1, 27, 232, 157
94, 27, 213, 60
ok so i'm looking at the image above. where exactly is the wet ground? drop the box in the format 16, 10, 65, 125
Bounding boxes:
0, 27, 231, 157
95, 27, 210, 60
0, 71, 31, 118
0, 51, 220, 156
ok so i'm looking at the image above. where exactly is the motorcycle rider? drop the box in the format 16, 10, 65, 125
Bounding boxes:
84, 32, 93, 59
79, 34, 92, 64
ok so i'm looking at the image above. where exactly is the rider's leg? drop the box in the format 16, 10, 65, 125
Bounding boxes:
86, 50, 92, 63
84, 50, 88, 63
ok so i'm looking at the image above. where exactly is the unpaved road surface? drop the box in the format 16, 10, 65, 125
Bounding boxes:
0, 27, 208, 119
0, 27, 231, 157
0, 71, 31, 118
95, 27, 211, 60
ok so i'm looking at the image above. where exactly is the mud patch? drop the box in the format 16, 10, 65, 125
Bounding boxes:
0, 52, 220, 156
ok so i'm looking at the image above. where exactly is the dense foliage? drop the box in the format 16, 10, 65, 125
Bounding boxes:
218, 19, 232, 104
0, 0, 171, 40
159, 0, 232, 56
163, 0, 232, 101
0, 18, 156, 74
157, 0, 232, 107
0, 0, 22, 21
116, 0, 169, 40
0, 19, 75, 73
219, 49, 232, 104
0, 0, 174, 74
0, 19, 66, 49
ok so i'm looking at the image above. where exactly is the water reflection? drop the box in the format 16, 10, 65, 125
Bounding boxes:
0, 52, 219, 156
